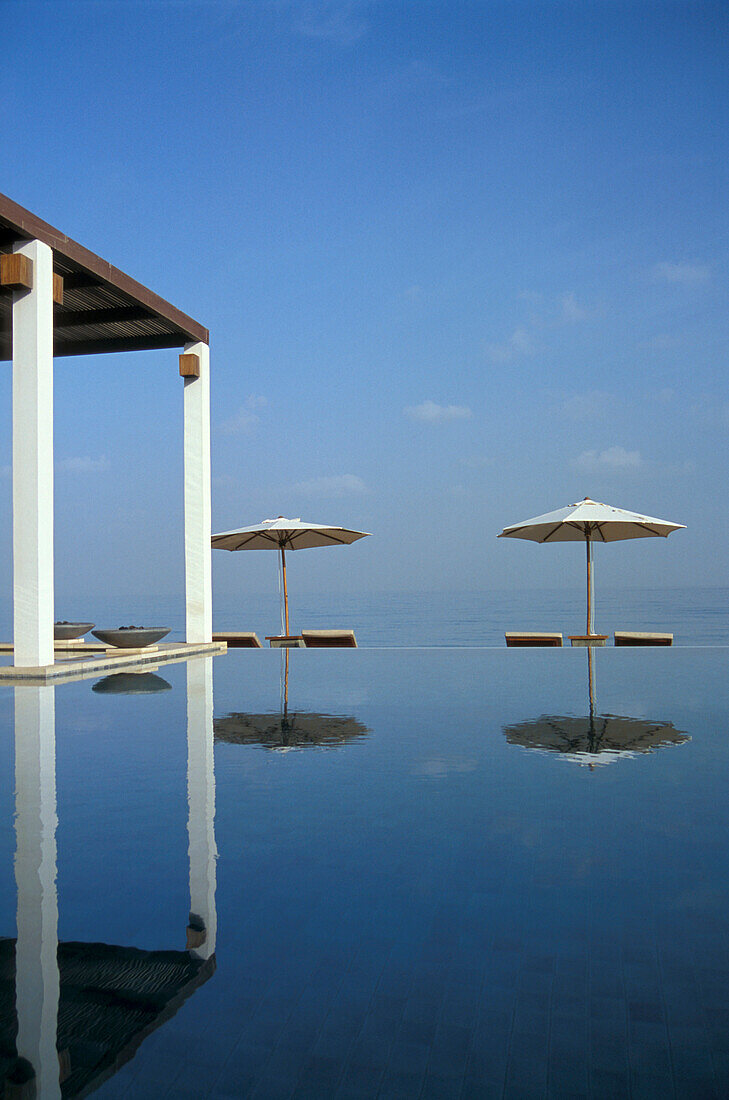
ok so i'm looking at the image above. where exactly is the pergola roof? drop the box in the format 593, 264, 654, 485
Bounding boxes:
0, 192, 208, 360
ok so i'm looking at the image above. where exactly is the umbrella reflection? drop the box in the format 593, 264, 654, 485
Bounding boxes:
503, 648, 690, 766
214, 649, 370, 751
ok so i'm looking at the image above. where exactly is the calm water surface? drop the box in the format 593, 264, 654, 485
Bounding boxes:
1, 647, 728, 1097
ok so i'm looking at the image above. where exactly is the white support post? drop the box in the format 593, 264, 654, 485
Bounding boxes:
186, 657, 217, 960
14, 685, 61, 1098
13, 239, 55, 668
183, 341, 212, 643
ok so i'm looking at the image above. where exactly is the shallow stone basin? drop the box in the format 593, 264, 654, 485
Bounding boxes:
91, 628, 170, 649
54, 622, 95, 640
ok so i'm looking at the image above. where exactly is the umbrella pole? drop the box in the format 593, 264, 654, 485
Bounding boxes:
280, 545, 290, 635
284, 648, 289, 717
586, 532, 593, 635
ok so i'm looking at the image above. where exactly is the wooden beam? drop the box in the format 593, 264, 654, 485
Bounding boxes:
179, 352, 200, 378
53, 273, 63, 305
59, 272, 101, 290
0, 253, 33, 291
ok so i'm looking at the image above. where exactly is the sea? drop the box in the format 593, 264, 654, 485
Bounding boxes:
8, 585, 729, 648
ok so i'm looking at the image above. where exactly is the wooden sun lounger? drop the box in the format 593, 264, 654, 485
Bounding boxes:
212, 632, 262, 648
614, 631, 673, 646
301, 630, 358, 648
505, 632, 563, 647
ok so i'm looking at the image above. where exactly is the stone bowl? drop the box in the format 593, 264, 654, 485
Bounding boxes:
54, 622, 95, 640
91, 627, 170, 649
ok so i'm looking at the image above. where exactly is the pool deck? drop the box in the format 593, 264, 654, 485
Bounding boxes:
0, 640, 227, 684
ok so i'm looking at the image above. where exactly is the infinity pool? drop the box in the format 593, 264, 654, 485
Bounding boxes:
1, 648, 727, 1098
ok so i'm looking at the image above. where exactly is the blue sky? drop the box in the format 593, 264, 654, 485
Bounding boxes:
1, 0, 727, 608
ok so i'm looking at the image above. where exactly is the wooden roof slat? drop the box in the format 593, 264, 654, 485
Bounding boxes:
54, 333, 191, 357
54, 305, 152, 330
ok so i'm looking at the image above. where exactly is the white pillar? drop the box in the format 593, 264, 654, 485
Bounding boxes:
14, 685, 61, 1098
13, 239, 55, 668
183, 341, 212, 643
186, 657, 217, 960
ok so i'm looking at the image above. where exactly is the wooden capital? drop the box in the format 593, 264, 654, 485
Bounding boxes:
179, 352, 200, 378
0, 253, 33, 291
53, 272, 64, 305
186, 923, 206, 948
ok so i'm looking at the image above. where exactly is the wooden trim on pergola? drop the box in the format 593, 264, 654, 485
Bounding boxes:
0, 191, 208, 360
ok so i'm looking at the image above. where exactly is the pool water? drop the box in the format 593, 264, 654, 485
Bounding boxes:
1, 647, 728, 1098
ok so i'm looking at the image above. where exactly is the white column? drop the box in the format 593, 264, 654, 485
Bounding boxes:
186, 657, 217, 960
184, 341, 212, 643
13, 239, 55, 668
14, 685, 61, 1098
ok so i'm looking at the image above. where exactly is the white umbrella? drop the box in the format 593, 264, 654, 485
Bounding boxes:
498, 497, 685, 635
211, 516, 370, 636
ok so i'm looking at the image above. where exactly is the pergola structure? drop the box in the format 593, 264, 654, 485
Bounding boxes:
0, 193, 212, 668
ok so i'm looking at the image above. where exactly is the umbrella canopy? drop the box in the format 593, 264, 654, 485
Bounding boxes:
499, 497, 684, 544
211, 516, 370, 635
498, 497, 685, 634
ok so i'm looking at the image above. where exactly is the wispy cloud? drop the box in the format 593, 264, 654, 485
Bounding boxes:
294, 1, 368, 45
652, 261, 710, 284
575, 446, 643, 471
518, 290, 591, 326
57, 455, 109, 474
560, 292, 587, 323
413, 755, 479, 779
485, 327, 536, 364
404, 400, 472, 423
461, 454, 495, 469
212, 473, 238, 488
561, 391, 612, 420
10, 454, 174, 478
220, 395, 267, 435
292, 474, 368, 497
640, 332, 680, 351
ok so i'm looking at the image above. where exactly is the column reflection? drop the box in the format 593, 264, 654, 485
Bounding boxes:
13, 684, 61, 1099
5, 659, 218, 1097
186, 657, 217, 960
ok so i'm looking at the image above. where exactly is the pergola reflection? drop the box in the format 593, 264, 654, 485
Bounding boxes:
1, 658, 217, 1097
